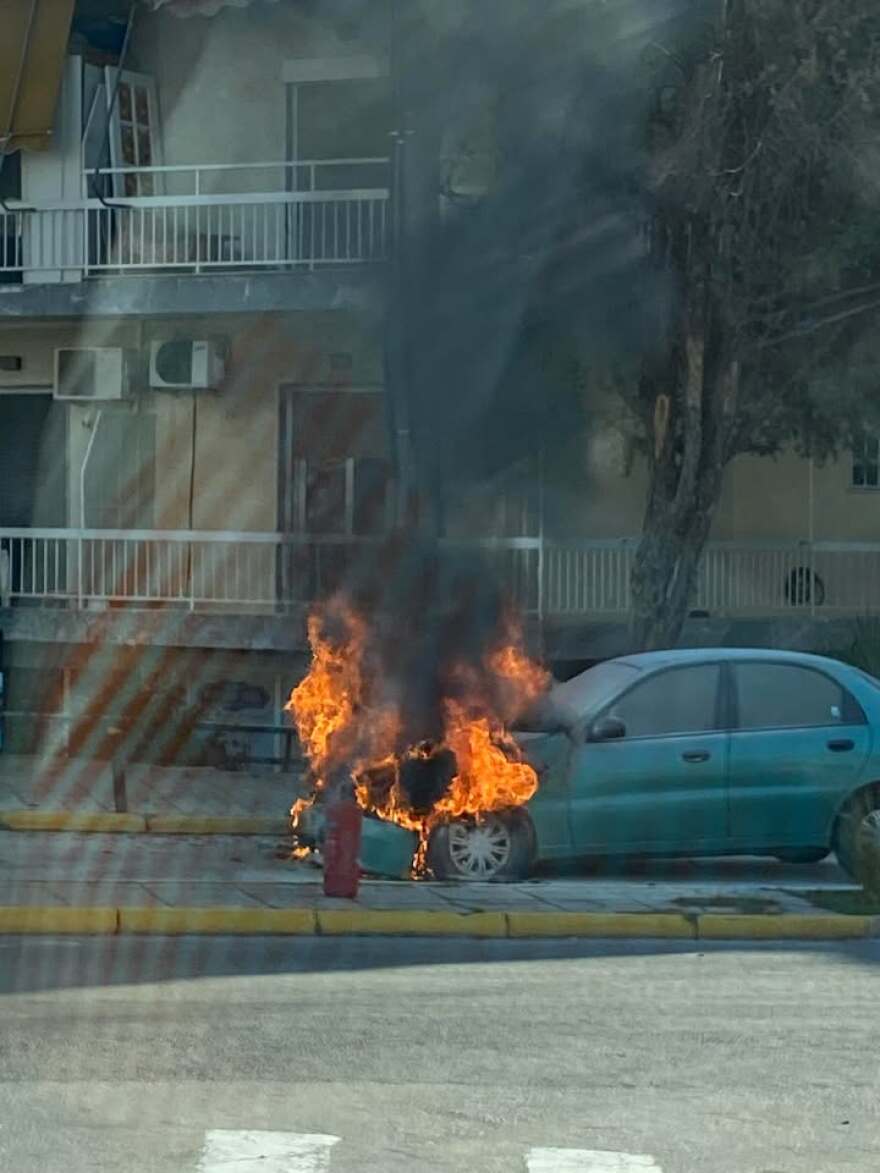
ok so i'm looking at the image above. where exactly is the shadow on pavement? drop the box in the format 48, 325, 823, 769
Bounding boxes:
2, 932, 879, 998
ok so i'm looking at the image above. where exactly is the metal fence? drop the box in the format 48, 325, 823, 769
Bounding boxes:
3, 529, 880, 620
0, 530, 542, 615
0, 159, 389, 277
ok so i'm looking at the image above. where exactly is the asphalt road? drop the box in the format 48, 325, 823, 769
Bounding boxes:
0, 934, 878, 1172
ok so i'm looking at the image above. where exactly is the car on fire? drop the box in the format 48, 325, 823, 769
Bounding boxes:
417, 648, 880, 884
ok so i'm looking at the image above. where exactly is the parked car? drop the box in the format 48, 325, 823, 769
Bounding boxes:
427, 648, 880, 884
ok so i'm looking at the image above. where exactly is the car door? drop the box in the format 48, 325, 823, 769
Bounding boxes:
727, 660, 871, 850
567, 662, 730, 855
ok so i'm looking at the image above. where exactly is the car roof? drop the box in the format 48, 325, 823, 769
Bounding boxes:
611, 647, 848, 672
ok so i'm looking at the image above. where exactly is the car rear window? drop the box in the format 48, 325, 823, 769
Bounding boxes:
734, 662, 859, 729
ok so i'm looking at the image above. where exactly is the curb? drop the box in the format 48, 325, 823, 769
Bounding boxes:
0, 811, 288, 835
0, 906, 875, 939
0, 811, 148, 833
146, 815, 289, 836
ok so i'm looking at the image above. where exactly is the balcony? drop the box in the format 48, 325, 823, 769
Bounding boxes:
2, 530, 879, 621
0, 159, 389, 311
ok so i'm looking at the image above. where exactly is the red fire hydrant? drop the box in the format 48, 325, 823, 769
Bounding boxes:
322, 786, 363, 899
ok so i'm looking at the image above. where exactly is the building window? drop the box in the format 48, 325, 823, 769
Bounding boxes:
852, 432, 880, 489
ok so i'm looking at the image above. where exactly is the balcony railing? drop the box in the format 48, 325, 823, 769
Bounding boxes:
0, 529, 543, 616
544, 538, 880, 617
2, 530, 880, 621
0, 159, 389, 278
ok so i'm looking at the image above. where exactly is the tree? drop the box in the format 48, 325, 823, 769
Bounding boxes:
628, 0, 880, 647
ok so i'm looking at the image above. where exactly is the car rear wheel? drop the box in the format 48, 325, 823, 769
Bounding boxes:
835, 789, 880, 892
427, 810, 533, 881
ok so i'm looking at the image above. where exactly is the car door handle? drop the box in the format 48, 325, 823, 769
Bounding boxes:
827, 738, 855, 753
681, 750, 710, 763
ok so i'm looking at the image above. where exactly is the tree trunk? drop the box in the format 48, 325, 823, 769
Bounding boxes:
630, 491, 719, 650
630, 339, 738, 650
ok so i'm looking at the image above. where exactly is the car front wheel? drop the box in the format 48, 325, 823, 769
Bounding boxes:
427, 810, 533, 882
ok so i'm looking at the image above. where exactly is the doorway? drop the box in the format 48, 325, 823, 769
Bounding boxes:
0, 393, 67, 601
277, 385, 391, 600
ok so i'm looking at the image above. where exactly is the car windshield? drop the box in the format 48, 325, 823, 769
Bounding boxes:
549, 661, 642, 723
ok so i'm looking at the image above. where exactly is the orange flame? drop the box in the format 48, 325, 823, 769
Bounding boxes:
286, 597, 549, 872
286, 603, 368, 775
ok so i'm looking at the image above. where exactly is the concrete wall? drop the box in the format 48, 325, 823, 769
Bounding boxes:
2, 314, 876, 545
0, 311, 384, 534
539, 415, 880, 545
130, 3, 388, 194
2, 637, 308, 764
20, 56, 84, 284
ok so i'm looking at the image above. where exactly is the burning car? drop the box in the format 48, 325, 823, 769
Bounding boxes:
286, 590, 552, 879
291, 621, 880, 886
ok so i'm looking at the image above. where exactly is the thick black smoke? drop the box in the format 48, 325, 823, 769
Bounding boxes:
319, 536, 517, 749
392, 0, 688, 502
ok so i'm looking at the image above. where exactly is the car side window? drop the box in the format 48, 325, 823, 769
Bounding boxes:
606, 664, 721, 738
734, 663, 860, 730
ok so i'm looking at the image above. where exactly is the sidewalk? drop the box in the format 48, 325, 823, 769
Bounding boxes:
1, 755, 876, 942
0, 752, 300, 832
0, 829, 874, 940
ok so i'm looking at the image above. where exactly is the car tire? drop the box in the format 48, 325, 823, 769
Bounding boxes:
774, 848, 829, 864
427, 809, 534, 882
834, 787, 880, 892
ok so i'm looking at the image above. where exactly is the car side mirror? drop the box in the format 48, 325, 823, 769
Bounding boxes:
589, 715, 627, 742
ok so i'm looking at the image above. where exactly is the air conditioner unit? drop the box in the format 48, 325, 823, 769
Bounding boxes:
53, 348, 128, 401
149, 339, 225, 390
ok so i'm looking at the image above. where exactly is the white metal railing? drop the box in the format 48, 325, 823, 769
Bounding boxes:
0, 159, 389, 277
82, 158, 390, 198
543, 539, 880, 618
0, 529, 542, 615
3, 530, 880, 619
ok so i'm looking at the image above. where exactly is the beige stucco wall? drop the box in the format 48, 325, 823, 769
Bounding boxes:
708, 450, 880, 542
149, 310, 383, 533
537, 417, 880, 543
712, 452, 812, 541
4, 315, 878, 545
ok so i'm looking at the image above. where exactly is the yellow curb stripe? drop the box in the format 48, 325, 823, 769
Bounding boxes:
145, 815, 289, 835
0, 906, 118, 934
317, 908, 508, 937
118, 907, 316, 935
507, 911, 697, 938
0, 811, 288, 835
0, 905, 872, 938
0, 811, 147, 833
696, 913, 871, 939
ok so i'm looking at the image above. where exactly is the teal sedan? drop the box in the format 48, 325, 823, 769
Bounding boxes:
426, 648, 880, 883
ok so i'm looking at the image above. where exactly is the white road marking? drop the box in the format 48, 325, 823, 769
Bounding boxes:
198, 1130, 339, 1172
527, 1150, 662, 1172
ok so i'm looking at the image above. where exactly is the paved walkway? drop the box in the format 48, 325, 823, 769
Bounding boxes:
0, 761, 871, 939
0, 752, 300, 817
0, 830, 859, 917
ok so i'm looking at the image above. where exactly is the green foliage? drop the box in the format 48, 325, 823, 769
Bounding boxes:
640, 0, 880, 463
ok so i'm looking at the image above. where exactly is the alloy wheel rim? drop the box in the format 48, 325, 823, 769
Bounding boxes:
447, 817, 512, 879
